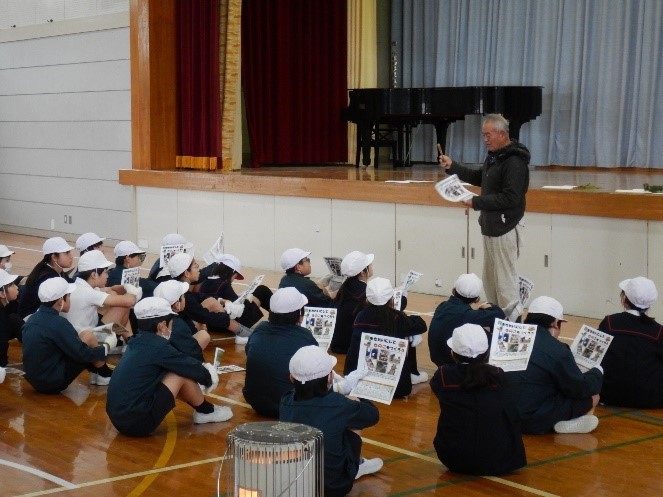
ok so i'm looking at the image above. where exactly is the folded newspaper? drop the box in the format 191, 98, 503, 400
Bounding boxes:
160, 244, 186, 269
234, 274, 265, 305
393, 269, 422, 311
488, 318, 538, 372
349, 333, 409, 405
120, 267, 141, 288
203, 234, 224, 265
570, 325, 613, 372
434, 175, 476, 202
303, 306, 337, 351
518, 275, 534, 307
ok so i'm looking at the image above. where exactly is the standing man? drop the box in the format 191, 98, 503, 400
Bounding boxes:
439, 114, 530, 321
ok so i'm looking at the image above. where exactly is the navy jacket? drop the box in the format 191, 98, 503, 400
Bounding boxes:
506, 326, 603, 434
428, 295, 504, 366
280, 390, 379, 496
279, 273, 334, 308
169, 316, 204, 362
243, 321, 318, 417
18, 266, 72, 318
22, 305, 106, 393
329, 277, 366, 354
449, 141, 530, 237
431, 363, 526, 475
599, 312, 663, 408
0, 304, 23, 367
181, 291, 230, 332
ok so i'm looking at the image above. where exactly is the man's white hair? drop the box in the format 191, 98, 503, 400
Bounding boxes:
482, 113, 510, 133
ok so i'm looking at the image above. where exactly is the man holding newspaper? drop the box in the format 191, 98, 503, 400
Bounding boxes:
439, 114, 530, 322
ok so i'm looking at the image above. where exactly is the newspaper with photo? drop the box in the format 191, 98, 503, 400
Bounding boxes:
323, 257, 343, 277
203, 234, 224, 265
349, 332, 409, 405
434, 174, 476, 202
488, 318, 538, 372
234, 274, 265, 305
393, 270, 423, 310
120, 267, 141, 288
303, 306, 338, 351
518, 275, 534, 307
570, 325, 613, 372
159, 244, 186, 269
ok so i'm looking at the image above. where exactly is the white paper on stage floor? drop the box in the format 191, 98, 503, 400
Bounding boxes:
570, 325, 613, 372
541, 185, 576, 190
234, 274, 265, 305
434, 175, 477, 202
303, 306, 338, 351
384, 180, 434, 184
518, 275, 534, 307
349, 333, 409, 405
203, 234, 224, 265
216, 365, 245, 374
488, 318, 538, 372
159, 244, 186, 269
120, 267, 140, 288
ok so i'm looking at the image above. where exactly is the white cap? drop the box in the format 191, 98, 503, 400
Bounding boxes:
454, 273, 483, 299
78, 250, 113, 272
0, 245, 14, 258
619, 277, 658, 310
0, 269, 20, 287
75, 232, 105, 252
38, 277, 77, 302
366, 277, 394, 306
447, 323, 489, 358
134, 296, 177, 319
154, 280, 190, 305
42, 237, 74, 255
168, 253, 194, 278
341, 251, 375, 277
217, 254, 244, 280
270, 287, 308, 313
114, 241, 146, 258
280, 248, 311, 270
528, 296, 567, 322
161, 233, 194, 250
289, 345, 337, 383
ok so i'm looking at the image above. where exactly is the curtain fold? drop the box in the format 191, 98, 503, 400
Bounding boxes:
219, 0, 242, 171
242, 0, 348, 167
392, 0, 663, 168
347, 0, 378, 164
176, 0, 221, 170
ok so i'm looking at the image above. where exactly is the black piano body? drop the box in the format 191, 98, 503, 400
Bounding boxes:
345, 86, 543, 167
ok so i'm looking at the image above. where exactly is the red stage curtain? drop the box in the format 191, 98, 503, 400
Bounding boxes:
242, 0, 348, 167
176, 0, 221, 168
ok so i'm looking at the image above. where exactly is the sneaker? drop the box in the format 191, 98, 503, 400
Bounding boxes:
409, 334, 423, 347
554, 415, 599, 434
193, 405, 233, 424
89, 373, 111, 386
355, 457, 383, 480
234, 335, 249, 345
411, 372, 429, 385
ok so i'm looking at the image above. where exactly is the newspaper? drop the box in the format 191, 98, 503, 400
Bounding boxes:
203, 234, 224, 265
349, 333, 409, 405
570, 325, 613, 372
518, 275, 534, 307
216, 365, 246, 374
159, 244, 186, 269
213, 347, 225, 367
234, 274, 265, 305
323, 257, 343, 277
393, 270, 423, 310
434, 174, 476, 202
120, 267, 141, 288
488, 318, 538, 372
303, 307, 337, 351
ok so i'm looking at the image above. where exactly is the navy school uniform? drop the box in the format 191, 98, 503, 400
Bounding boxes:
18, 266, 73, 318
242, 320, 318, 417
598, 312, 663, 408
168, 316, 204, 362
329, 278, 366, 354
181, 291, 230, 333
22, 305, 106, 393
430, 363, 526, 475
106, 331, 213, 435
198, 277, 266, 328
279, 272, 334, 308
280, 389, 379, 497
0, 303, 23, 367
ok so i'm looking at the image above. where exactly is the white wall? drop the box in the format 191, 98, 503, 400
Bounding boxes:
0, 11, 131, 240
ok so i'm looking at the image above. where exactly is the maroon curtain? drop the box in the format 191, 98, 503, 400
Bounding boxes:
177, 0, 220, 160
242, 0, 348, 167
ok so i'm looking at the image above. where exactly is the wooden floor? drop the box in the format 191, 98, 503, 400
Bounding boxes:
1, 232, 662, 497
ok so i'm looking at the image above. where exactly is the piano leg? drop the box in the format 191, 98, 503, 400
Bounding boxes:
507, 119, 524, 142
358, 125, 373, 167
433, 121, 452, 156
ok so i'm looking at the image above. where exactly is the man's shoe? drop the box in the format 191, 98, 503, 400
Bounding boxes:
554, 415, 599, 434
355, 457, 383, 479
411, 372, 429, 385
193, 405, 233, 424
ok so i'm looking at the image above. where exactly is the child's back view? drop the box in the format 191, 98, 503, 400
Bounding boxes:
280, 345, 382, 497
431, 324, 526, 475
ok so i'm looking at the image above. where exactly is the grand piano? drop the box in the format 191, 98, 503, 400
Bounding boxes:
344, 86, 543, 167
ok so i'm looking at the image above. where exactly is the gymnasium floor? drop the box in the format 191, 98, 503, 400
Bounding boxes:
1, 232, 661, 497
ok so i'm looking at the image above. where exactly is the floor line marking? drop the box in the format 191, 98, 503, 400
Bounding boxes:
206, 392, 252, 409
0, 458, 78, 490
